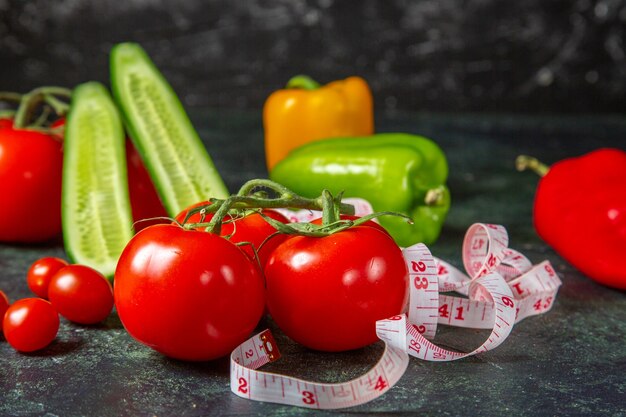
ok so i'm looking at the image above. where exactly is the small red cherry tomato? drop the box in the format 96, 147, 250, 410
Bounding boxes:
175, 202, 289, 267
265, 226, 408, 352
3, 298, 59, 352
26, 257, 69, 299
0, 290, 9, 332
48, 265, 114, 324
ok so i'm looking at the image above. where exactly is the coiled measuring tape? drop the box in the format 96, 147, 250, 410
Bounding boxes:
230, 221, 562, 409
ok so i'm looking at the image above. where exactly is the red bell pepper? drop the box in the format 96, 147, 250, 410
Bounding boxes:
517, 148, 626, 290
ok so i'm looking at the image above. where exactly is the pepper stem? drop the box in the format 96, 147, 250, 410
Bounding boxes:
424, 186, 446, 206
286, 75, 321, 90
515, 155, 550, 177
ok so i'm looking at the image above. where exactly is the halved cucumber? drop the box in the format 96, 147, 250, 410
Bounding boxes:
110, 43, 229, 216
63, 82, 134, 279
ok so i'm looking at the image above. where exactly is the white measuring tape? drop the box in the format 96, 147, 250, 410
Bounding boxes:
230, 222, 562, 409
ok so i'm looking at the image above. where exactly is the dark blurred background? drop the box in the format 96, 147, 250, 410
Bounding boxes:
1, 0, 625, 114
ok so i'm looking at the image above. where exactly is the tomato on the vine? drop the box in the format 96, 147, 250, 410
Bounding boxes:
48, 265, 114, 324
3, 298, 59, 352
0, 119, 63, 242
310, 214, 390, 236
175, 202, 289, 267
0, 290, 9, 332
26, 257, 69, 299
114, 224, 266, 361
265, 226, 408, 352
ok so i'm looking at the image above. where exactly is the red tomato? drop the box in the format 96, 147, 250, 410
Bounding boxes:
26, 257, 69, 299
48, 265, 114, 324
175, 202, 289, 267
0, 120, 63, 242
3, 298, 59, 352
0, 290, 9, 332
265, 226, 408, 352
114, 224, 266, 361
126, 140, 168, 230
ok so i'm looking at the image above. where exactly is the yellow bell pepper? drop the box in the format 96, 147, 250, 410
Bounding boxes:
263, 75, 374, 171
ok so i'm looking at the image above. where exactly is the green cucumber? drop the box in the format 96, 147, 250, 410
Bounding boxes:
63, 82, 134, 279
110, 43, 229, 216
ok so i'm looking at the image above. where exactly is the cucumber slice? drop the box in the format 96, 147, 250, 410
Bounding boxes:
110, 43, 229, 216
63, 82, 134, 279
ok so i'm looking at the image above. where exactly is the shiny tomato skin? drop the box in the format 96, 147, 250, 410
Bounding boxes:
265, 226, 408, 352
0, 291, 9, 332
0, 121, 63, 242
175, 202, 289, 267
26, 257, 69, 299
114, 224, 266, 361
48, 265, 114, 324
3, 298, 59, 352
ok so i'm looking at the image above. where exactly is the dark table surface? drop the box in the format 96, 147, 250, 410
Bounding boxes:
1, 110, 625, 417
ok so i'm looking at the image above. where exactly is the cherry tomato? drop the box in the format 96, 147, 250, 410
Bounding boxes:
265, 226, 408, 352
114, 224, 266, 361
175, 202, 289, 267
0, 119, 63, 242
0, 290, 9, 332
3, 298, 59, 352
48, 265, 114, 324
26, 257, 69, 299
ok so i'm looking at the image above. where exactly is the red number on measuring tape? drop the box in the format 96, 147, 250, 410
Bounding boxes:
472, 238, 485, 250
501, 296, 515, 308
438, 304, 449, 318
238, 377, 248, 394
244, 349, 254, 359
487, 253, 497, 267
545, 264, 556, 277
512, 282, 524, 295
437, 265, 448, 275
374, 376, 388, 391
433, 352, 447, 360
412, 324, 426, 334
413, 276, 429, 290
408, 340, 421, 354
455, 306, 465, 320
411, 261, 426, 272
302, 391, 316, 405
388, 315, 403, 321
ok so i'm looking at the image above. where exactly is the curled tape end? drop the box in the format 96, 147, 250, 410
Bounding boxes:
259, 329, 281, 362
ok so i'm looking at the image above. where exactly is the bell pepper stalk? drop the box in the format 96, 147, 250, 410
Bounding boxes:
516, 149, 626, 290
263, 74, 374, 171
269, 133, 451, 247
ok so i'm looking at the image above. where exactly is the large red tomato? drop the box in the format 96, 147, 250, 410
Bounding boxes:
175, 202, 289, 267
0, 120, 63, 242
265, 226, 408, 352
114, 224, 266, 361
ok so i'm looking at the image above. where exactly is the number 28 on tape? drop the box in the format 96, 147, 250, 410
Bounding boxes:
230, 223, 562, 409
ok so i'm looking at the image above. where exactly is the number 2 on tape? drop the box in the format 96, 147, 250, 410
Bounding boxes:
230, 223, 562, 409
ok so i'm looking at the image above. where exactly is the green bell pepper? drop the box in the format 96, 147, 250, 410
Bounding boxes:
269, 133, 450, 247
